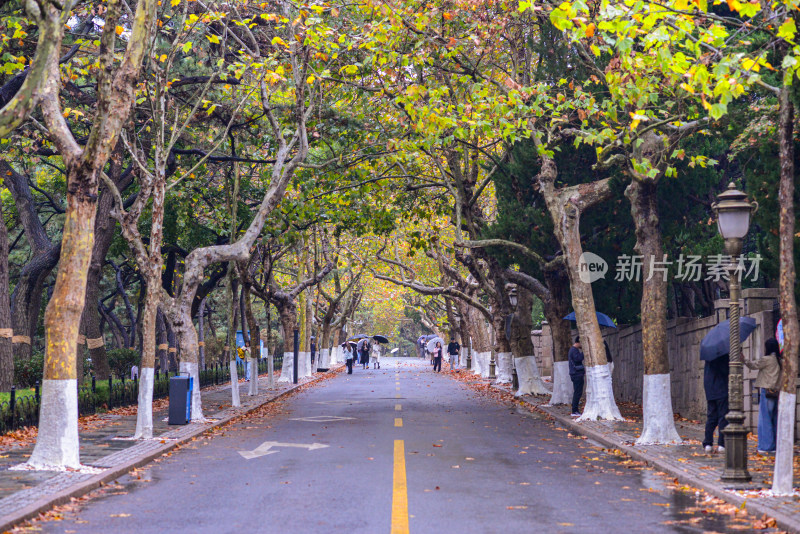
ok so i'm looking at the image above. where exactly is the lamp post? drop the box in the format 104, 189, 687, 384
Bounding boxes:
507, 287, 520, 391
712, 183, 757, 485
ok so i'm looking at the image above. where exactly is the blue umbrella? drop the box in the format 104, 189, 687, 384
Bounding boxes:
563, 311, 617, 328
700, 317, 757, 362
348, 334, 369, 341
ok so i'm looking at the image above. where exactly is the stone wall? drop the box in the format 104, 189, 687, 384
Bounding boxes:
533, 288, 800, 436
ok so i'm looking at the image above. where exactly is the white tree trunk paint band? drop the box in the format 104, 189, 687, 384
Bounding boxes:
495, 352, 513, 383
179, 361, 204, 421
514, 356, 550, 396
248, 357, 258, 396
772, 391, 797, 495
12, 335, 30, 344
635, 373, 681, 444
548, 361, 573, 405
578, 364, 623, 421
134, 367, 155, 439
229, 360, 241, 406
27, 379, 80, 469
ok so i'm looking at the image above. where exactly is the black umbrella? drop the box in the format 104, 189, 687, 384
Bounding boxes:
372, 334, 389, 344
700, 317, 758, 361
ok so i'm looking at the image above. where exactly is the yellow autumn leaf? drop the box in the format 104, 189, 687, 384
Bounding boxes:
115, 25, 123, 35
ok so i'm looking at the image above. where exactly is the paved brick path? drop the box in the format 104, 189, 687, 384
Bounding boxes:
0, 370, 332, 530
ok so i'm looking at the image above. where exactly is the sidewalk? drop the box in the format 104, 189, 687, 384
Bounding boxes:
0, 368, 339, 531
446, 368, 800, 533
522, 389, 800, 533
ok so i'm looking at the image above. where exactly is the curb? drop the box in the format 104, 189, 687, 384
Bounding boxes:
525, 400, 800, 534
0, 368, 339, 532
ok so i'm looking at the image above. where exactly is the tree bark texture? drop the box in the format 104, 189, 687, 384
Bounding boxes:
0, 199, 14, 390
773, 83, 798, 495
625, 178, 681, 443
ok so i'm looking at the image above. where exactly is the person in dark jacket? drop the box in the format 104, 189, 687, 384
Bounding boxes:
568, 337, 585, 417
447, 338, 460, 369
703, 353, 730, 453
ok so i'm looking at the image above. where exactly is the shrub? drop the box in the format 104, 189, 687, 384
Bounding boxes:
107, 348, 140, 378
14, 351, 44, 388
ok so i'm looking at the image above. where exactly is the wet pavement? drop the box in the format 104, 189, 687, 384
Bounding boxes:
23, 359, 781, 533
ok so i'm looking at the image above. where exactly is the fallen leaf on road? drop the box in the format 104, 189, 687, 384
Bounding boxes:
432, 444, 442, 447
507, 506, 528, 510
451, 465, 460, 468
110, 513, 131, 517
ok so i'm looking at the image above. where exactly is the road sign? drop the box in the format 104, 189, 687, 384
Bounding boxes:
238, 441, 329, 459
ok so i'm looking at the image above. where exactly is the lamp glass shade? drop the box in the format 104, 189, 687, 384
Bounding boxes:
717, 209, 750, 239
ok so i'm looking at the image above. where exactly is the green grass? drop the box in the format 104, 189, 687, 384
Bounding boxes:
0, 388, 36, 403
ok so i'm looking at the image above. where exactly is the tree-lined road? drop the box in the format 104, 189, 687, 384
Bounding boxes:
40, 359, 758, 533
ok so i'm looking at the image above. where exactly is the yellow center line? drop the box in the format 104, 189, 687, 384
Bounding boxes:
395, 417, 403, 427
396, 386, 401, 391
392, 439, 409, 534
395, 404, 401, 411
395, 393, 401, 398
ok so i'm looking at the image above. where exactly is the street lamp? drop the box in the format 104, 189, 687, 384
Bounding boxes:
507, 286, 519, 391
712, 182, 757, 485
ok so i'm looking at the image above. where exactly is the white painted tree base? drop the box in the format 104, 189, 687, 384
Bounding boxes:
578, 364, 623, 421
277, 352, 312, 382
229, 360, 241, 406
133, 368, 155, 439
635, 373, 682, 444
772, 392, 797, 495
179, 361, 206, 422
248, 357, 258, 396
27, 379, 80, 469
319, 348, 330, 368
548, 361, 573, 405
471, 350, 483, 376
514, 356, 550, 396
495, 352, 512, 384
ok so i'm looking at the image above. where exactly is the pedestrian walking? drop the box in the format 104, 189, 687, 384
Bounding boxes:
568, 337, 585, 417
745, 338, 782, 453
432, 341, 443, 372
703, 352, 729, 453
447, 337, 460, 369
343, 342, 354, 375
371, 343, 381, 369
360, 340, 371, 369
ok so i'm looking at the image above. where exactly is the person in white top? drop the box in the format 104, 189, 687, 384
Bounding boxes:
371, 343, 381, 369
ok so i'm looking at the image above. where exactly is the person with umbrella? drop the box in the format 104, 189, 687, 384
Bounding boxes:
745, 338, 782, 453
568, 337, 585, 417
358, 338, 371, 369
432, 341, 444, 372
699, 317, 757, 454
703, 352, 729, 453
371, 342, 381, 369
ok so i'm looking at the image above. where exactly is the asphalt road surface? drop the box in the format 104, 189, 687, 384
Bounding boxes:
37, 358, 765, 533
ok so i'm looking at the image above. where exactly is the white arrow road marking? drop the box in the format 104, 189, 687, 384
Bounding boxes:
238, 441, 329, 459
